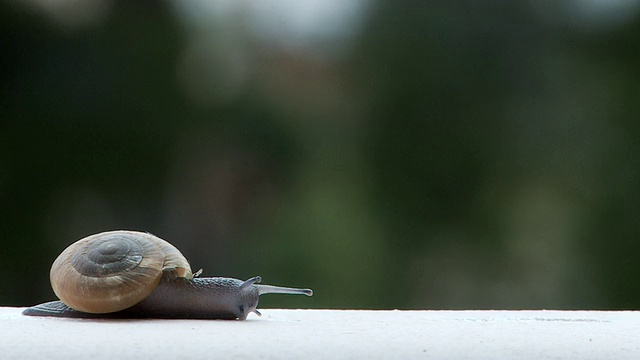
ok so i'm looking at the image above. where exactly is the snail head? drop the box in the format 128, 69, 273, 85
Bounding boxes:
237, 276, 313, 319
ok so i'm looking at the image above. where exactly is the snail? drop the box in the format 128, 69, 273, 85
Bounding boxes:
22, 230, 312, 320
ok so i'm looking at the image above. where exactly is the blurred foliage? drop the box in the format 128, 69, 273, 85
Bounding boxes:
1, 0, 640, 310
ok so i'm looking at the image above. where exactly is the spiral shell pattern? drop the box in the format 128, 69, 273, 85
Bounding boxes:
50, 231, 192, 314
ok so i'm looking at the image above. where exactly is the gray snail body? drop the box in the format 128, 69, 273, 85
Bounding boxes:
23, 230, 312, 320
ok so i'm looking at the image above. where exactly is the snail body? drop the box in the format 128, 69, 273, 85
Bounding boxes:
23, 230, 312, 320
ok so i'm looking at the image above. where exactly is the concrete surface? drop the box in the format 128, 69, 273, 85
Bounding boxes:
1, 308, 639, 359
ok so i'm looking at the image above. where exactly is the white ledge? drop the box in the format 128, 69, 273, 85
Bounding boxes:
1, 308, 639, 359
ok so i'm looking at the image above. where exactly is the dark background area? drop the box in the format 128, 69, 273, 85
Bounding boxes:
2, 0, 640, 310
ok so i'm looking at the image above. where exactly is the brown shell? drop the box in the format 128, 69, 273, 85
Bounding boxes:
50, 230, 192, 314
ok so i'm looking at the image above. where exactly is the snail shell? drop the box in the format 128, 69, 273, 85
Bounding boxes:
50, 231, 193, 314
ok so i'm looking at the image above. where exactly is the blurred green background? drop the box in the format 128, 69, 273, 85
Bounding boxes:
2, 0, 640, 310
